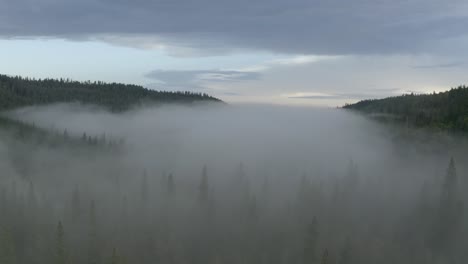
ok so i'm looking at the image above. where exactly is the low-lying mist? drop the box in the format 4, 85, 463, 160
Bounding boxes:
1, 103, 466, 264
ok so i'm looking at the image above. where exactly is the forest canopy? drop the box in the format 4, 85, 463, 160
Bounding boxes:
343, 86, 468, 132
1, 104, 467, 264
0, 74, 221, 112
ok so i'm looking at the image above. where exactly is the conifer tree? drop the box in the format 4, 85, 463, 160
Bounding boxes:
141, 170, 149, 204
432, 157, 464, 260
321, 249, 329, 264
0, 227, 16, 264
248, 195, 258, 222
338, 237, 353, 264
167, 173, 175, 196
298, 173, 310, 202
304, 217, 319, 263
110, 248, 119, 264
55, 222, 66, 264
441, 157, 458, 206
0, 188, 6, 218
63, 130, 69, 141
235, 162, 250, 201
88, 200, 99, 264
27, 181, 36, 212
199, 165, 209, 203
71, 185, 81, 220
346, 159, 359, 190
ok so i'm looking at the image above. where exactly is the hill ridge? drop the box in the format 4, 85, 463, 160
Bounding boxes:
343, 85, 468, 132
0, 74, 222, 112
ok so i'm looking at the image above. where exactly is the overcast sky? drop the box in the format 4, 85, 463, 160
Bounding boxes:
1, 0, 468, 105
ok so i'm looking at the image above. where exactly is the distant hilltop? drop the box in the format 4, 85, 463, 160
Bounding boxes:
0, 74, 222, 112
343, 86, 468, 132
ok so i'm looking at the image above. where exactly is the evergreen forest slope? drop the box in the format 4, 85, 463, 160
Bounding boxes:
344, 86, 468, 132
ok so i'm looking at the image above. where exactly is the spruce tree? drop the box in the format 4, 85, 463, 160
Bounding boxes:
110, 248, 119, 264
27, 181, 36, 212
167, 173, 175, 196
441, 157, 458, 206
0, 188, 6, 218
346, 160, 359, 190
304, 217, 319, 263
320, 249, 329, 264
434, 157, 463, 259
71, 185, 81, 220
141, 170, 149, 204
248, 195, 258, 222
199, 165, 209, 203
88, 200, 99, 264
55, 222, 66, 264
338, 237, 353, 264
0, 227, 16, 264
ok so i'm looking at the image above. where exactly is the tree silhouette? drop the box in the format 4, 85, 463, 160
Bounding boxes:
55, 222, 66, 264
304, 217, 319, 263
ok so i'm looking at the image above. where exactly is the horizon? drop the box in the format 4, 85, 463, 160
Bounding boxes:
2, 0, 468, 106
0, 71, 461, 108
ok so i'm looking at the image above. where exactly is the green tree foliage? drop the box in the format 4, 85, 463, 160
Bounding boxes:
345, 160, 359, 192
0, 188, 6, 216
27, 181, 36, 212
441, 157, 458, 205
344, 86, 468, 132
431, 158, 464, 260
0, 227, 16, 264
248, 195, 258, 221
55, 222, 66, 264
71, 185, 82, 221
0, 115, 120, 151
88, 200, 99, 264
199, 165, 209, 203
304, 217, 319, 263
338, 237, 353, 264
0, 138, 467, 264
321, 249, 329, 264
167, 173, 175, 196
0, 74, 221, 112
141, 170, 149, 204
110, 248, 119, 264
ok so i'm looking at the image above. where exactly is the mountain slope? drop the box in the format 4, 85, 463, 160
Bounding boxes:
0, 74, 221, 111
343, 86, 468, 132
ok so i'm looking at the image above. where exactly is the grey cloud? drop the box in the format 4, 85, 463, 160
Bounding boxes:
221, 92, 242, 96
144, 69, 261, 91
411, 61, 464, 69
2, 0, 468, 55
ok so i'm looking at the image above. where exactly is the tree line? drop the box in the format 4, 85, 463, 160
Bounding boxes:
0, 115, 121, 151
0, 75, 221, 112
344, 86, 468, 132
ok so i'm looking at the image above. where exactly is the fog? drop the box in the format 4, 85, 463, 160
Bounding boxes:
1, 103, 467, 264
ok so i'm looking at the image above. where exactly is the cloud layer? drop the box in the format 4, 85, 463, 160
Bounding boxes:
3, 0, 468, 55
145, 69, 261, 91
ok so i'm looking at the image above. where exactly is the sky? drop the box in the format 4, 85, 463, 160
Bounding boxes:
1, 0, 468, 106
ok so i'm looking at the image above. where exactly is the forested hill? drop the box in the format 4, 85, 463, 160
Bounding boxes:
343, 85, 468, 132
0, 74, 221, 112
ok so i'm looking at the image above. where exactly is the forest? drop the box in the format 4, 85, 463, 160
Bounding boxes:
2, 0, 468, 262
343, 85, 468, 132
0, 75, 221, 112
0, 102, 467, 264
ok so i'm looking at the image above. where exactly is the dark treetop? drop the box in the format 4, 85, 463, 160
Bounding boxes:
344, 86, 468, 132
0, 74, 222, 112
